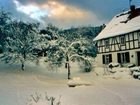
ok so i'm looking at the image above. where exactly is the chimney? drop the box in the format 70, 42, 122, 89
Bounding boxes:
128, 5, 139, 20
130, 5, 135, 12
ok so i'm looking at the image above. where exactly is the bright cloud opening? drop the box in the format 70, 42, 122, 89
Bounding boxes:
13, 0, 50, 21
13, 0, 100, 27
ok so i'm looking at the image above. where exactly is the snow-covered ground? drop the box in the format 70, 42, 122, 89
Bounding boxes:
0, 62, 140, 105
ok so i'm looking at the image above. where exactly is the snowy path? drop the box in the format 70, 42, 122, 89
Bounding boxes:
95, 79, 140, 105
0, 74, 140, 105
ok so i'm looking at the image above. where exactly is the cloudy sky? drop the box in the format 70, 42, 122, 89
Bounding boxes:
0, 0, 140, 28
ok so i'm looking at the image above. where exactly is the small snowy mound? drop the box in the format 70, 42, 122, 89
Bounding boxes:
109, 62, 120, 68
129, 66, 140, 72
127, 63, 136, 68
129, 66, 140, 79
67, 77, 91, 87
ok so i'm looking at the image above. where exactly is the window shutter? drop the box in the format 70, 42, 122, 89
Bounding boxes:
102, 55, 105, 64
125, 52, 130, 63
109, 54, 112, 63
117, 53, 121, 63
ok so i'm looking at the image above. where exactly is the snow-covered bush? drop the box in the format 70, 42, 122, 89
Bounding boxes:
127, 63, 136, 68
26, 92, 61, 105
67, 77, 91, 87
129, 67, 140, 73
121, 63, 135, 68
130, 67, 140, 79
108, 62, 120, 69
133, 71, 140, 79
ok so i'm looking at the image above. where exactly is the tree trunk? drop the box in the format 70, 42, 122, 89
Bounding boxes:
66, 54, 71, 79
42, 52, 44, 57
22, 50, 26, 71
67, 63, 71, 79
21, 62, 25, 71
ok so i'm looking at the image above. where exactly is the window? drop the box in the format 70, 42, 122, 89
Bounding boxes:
120, 36, 125, 45
138, 32, 140, 47
103, 54, 112, 64
117, 52, 130, 63
138, 32, 140, 42
104, 39, 109, 48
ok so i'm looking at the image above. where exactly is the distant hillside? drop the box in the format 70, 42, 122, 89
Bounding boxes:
61, 25, 105, 40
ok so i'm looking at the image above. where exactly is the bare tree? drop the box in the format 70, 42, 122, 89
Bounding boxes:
1, 21, 40, 70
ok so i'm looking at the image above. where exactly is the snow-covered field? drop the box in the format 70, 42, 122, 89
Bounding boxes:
0, 62, 140, 105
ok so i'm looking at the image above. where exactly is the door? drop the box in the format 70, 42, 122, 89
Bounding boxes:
137, 52, 140, 66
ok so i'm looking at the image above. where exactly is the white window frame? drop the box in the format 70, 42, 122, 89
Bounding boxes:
120, 53, 126, 63
105, 55, 110, 64
120, 36, 125, 45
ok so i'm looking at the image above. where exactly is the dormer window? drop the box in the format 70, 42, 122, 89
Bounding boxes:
104, 39, 109, 48
120, 36, 125, 45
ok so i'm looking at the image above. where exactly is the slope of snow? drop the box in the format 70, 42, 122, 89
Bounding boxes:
0, 63, 140, 105
94, 7, 140, 41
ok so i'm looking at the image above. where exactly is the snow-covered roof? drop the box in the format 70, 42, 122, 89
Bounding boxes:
94, 7, 140, 41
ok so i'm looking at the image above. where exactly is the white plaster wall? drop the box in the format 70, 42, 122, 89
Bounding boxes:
95, 31, 140, 67
112, 52, 117, 63
96, 49, 140, 67
129, 50, 136, 64
131, 49, 140, 65
96, 54, 103, 66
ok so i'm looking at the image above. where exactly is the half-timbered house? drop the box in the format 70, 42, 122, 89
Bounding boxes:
94, 5, 140, 66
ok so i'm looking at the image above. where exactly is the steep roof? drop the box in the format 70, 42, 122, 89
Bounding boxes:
94, 6, 140, 41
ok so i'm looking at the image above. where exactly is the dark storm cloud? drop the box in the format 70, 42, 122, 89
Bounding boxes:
0, 0, 140, 28
14, 0, 140, 22
12, 0, 101, 27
